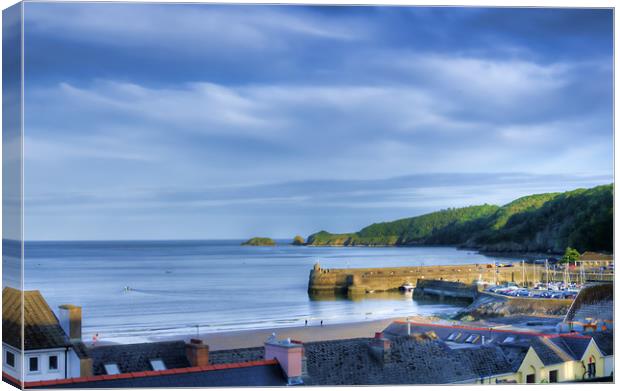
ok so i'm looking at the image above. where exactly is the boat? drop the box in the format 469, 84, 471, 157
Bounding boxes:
399, 283, 415, 292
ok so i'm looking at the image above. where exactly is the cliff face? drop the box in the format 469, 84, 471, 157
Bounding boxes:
306, 184, 613, 253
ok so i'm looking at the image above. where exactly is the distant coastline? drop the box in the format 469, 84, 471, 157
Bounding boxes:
304, 184, 613, 254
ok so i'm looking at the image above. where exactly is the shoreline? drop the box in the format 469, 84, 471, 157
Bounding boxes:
146, 315, 440, 350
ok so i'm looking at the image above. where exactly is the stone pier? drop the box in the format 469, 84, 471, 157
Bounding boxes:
308, 262, 545, 296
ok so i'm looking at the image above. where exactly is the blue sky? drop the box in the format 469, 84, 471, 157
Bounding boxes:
20, 3, 613, 240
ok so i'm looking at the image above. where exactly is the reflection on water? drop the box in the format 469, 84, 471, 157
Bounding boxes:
309, 290, 414, 302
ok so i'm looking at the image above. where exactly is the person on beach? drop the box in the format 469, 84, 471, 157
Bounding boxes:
320, 320, 323, 327
305, 319, 308, 326
92, 333, 99, 346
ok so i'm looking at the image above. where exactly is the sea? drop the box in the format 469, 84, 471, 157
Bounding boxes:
4, 240, 520, 344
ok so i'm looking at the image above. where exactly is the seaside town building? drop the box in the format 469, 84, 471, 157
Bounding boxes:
2, 287, 91, 384
383, 321, 614, 383
2, 286, 614, 388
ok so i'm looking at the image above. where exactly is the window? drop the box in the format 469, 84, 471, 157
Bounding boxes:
503, 336, 516, 343
549, 370, 558, 383
104, 363, 121, 375
447, 332, 461, 341
150, 359, 166, 371
526, 373, 535, 383
29, 357, 39, 372
6, 351, 15, 368
465, 334, 479, 343
49, 355, 58, 371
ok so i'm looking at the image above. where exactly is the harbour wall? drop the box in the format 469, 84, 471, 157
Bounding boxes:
412, 279, 478, 303
307, 262, 546, 296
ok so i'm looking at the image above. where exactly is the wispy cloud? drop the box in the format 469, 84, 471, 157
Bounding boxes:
24, 3, 363, 52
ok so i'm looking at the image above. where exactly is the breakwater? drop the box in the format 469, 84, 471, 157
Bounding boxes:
307, 262, 546, 296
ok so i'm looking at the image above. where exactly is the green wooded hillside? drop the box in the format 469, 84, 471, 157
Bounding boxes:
306, 184, 613, 253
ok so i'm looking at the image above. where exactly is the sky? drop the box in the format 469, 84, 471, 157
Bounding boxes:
18, 3, 613, 240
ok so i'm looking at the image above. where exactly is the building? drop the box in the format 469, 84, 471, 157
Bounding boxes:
2, 287, 91, 386
3, 287, 613, 387
579, 252, 613, 267
560, 283, 613, 332
384, 320, 613, 383
2, 288, 292, 389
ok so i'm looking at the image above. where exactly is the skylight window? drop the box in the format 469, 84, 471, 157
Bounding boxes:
104, 363, 121, 375
503, 336, 516, 343
465, 334, 479, 343
150, 359, 166, 371
447, 332, 461, 341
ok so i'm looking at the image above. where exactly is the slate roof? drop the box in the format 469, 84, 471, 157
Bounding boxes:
384, 321, 550, 347
588, 331, 613, 356
495, 344, 528, 372
385, 321, 587, 369
301, 335, 513, 385
564, 283, 613, 323
549, 335, 592, 360
527, 337, 572, 365
2, 287, 69, 350
28, 362, 287, 388
209, 346, 265, 364
88, 341, 191, 375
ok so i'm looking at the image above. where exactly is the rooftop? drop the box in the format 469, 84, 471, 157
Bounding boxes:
88, 341, 191, 376
580, 252, 613, 261
2, 287, 69, 350
301, 334, 514, 385
383, 321, 599, 370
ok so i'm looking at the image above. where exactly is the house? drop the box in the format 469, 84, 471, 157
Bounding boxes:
580, 252, 613, 267
2, 287, 91, 386
589, 331, 614, 377
383, 320, 613, 383
3, 286, 612, 387
2, 287, 291, 389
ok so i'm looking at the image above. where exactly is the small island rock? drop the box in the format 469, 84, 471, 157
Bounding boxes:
241, 237, 276, 246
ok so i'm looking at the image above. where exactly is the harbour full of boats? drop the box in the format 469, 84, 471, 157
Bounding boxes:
487, 282, 580, 299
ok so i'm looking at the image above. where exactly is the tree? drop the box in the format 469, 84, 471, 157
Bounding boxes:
560, 247, 580, 264
292, 235, 305, 246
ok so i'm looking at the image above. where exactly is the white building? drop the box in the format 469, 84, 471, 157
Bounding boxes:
2, 287, 92, 385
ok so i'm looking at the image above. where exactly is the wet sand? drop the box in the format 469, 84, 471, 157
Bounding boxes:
149, 315, 439, 350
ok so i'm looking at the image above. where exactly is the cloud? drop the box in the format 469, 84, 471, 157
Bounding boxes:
26, 172, 611, 212
25, 56, 611, 178
24, 3, 362, 53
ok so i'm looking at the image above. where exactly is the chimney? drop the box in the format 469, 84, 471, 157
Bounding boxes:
58, 304, 82, 341
370, 332, 391, 365
186, 339, 209, 367
264, 335, 304, 385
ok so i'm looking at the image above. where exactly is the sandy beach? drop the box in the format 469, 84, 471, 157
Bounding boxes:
148, 316, 439, 350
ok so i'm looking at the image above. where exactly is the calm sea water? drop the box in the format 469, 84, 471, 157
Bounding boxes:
10, 240, 519, 344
